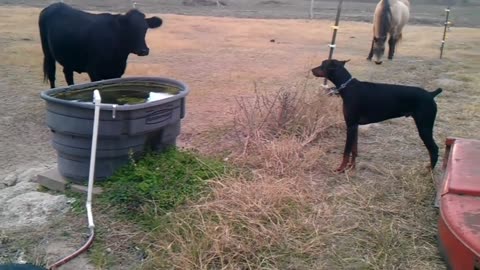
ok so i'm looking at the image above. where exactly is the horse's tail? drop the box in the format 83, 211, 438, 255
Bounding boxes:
430, 88, 443, 98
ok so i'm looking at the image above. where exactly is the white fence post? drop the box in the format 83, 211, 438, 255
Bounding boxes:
309, 0, 315, 19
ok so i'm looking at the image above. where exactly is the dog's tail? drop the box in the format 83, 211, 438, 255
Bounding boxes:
430, 88, 443, 98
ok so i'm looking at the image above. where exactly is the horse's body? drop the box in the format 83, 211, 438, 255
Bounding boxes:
367, 0, 410, 64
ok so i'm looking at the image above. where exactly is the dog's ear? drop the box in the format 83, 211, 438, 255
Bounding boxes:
341, 59, 351, 66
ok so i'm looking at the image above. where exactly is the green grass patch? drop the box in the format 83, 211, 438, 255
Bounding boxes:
65, 191, 87, 214
100, 148, 228, 227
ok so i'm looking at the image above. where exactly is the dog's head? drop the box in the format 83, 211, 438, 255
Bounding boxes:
311, 59, 350, 78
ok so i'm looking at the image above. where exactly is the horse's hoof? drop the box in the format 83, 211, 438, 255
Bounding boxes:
375, 61, 383, 65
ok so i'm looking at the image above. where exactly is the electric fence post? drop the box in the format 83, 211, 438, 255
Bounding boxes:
440, 4, 451, 59
323, 0, 344, 88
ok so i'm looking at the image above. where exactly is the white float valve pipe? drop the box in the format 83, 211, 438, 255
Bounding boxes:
47, 89, 100, 269
86, 89, 101, 229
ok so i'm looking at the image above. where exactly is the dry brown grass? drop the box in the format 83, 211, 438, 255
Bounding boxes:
321, 166, 442, 269
142, 175, 325, 269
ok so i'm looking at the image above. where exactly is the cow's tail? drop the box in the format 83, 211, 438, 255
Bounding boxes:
430, 88, 443, 98
38, 9, 55, 86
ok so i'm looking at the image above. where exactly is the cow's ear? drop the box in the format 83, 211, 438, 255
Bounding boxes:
146, 17, 162, 28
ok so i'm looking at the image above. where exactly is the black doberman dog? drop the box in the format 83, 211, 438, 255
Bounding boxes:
312, 59, 442, 172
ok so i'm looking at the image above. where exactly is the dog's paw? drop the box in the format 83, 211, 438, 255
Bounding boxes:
334, 163, 355, 174
334, 163, 346, 173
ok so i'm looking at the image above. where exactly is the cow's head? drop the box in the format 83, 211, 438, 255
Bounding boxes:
119, 9, 162, 56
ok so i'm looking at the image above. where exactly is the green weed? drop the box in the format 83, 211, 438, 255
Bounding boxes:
100, 148, 227, 226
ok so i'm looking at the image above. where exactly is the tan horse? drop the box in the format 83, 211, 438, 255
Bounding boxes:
367, 0, 410, 64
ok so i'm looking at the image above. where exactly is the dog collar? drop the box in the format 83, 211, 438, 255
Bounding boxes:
327, 77, 354, 96
338, 77, 354, 91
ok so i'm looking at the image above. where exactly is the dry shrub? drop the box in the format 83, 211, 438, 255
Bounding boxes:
232, 83, 343, 176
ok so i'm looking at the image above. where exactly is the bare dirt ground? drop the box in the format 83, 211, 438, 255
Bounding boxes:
0, 1, 479, 269
2, 0, 480, 27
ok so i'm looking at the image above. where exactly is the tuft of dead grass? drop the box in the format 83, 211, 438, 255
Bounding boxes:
232, 82, 343, 177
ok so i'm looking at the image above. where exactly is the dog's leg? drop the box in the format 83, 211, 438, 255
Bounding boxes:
388, 36, 396, 60
349, 133, 359, 169
336, 124, 358, 172
336, 155, 350, 173
367, 39, 374, 60
413, 112, 439, 169
418, 127, 439, 169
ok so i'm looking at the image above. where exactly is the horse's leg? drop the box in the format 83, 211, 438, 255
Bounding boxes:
367, 38, 374, 60
388, 35, 397, 60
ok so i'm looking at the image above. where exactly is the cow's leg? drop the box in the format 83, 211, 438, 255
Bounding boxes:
63, 68, 74, 86
44, 56, 56, 88
388, 36, 397, 60
87, 71, 102, 82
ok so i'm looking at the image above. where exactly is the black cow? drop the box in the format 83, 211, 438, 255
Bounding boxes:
39, 3, 163, 88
